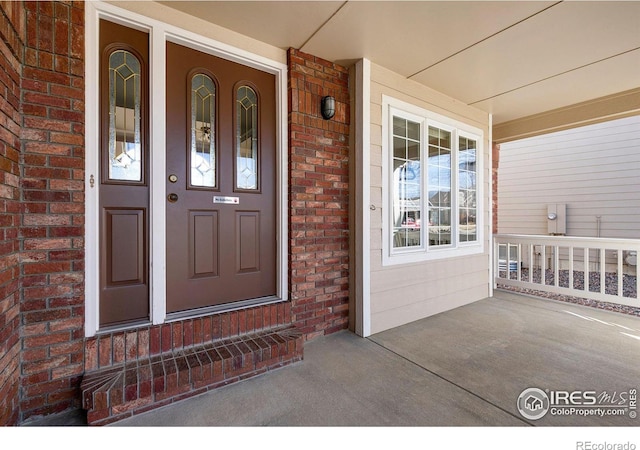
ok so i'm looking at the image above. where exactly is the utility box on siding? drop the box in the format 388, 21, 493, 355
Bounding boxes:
547, 204, 566, 235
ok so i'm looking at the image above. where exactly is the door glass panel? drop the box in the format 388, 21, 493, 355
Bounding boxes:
108, 50, 142, 181
191, 74, 216, 188
236, 86, 258, 190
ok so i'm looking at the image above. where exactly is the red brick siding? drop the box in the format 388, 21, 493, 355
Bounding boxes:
287, 49, 350, 340
0, 1, 24, 427
83, 302, 291, 372
19, 1, 84, 421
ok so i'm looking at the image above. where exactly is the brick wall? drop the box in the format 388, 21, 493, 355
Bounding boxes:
19, 1, 85, 421
0, 0, 25, 427
287, 49, 350, 340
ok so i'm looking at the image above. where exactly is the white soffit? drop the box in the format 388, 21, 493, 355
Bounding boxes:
474, 49, 640, 124
301, 1, 554, 75
411, 1, 640, 116
155, 0, 640, 126
157, 0, 345, 49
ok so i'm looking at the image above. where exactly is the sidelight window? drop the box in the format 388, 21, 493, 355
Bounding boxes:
108, 50, 142, 182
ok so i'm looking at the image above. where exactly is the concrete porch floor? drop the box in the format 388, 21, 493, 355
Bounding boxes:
106, 290, 640, 427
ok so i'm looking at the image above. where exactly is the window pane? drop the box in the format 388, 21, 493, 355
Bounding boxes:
236, 86, 258, 190
191, 74, 216, 188
459, 137, 477, 243
392, 116, 421, 249
427, 126, 452, 247
108, 50, 142, 181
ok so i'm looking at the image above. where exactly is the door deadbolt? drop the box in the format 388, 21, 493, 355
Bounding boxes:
167, 193, 179, 203
168, 174, 178, 183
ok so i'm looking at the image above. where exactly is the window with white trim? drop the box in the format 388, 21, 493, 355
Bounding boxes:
383, 97, 483, 265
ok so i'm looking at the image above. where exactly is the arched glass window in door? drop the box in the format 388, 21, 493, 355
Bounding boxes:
108, 50, 142, 181
236, 85, 258, 190
190, 73, 216, 188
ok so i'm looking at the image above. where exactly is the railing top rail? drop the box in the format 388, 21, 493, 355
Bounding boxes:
494, 234, 640, 247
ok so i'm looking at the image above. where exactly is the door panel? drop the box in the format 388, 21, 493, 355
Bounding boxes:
237, 211, 260, 273
190, 211, 219, 277
107, 209, 144, 283
166, 42, 277, 314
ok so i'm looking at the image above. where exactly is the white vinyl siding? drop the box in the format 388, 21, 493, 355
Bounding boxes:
368, 63, 490, 334
498, 115, 640, 238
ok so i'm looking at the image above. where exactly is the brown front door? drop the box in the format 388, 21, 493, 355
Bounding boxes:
165, 42, 277, 314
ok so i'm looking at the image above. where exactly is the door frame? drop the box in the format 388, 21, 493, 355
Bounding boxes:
85, 1, 288, 336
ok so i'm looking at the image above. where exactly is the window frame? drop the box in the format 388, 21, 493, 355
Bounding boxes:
382, 95, 484, 266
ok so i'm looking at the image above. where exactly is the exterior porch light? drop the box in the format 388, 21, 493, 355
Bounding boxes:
321, 95, 335, 120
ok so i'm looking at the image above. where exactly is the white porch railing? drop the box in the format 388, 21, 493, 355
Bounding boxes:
494, 234, 639, 308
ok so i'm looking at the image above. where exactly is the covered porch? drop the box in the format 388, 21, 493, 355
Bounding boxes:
67, 290, 637, 427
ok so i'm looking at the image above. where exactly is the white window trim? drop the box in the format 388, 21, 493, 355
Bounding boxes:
85, 1, 288, 337
382, 95, 484, 266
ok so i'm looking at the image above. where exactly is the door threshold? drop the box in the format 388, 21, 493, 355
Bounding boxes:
165, 295, 285, 323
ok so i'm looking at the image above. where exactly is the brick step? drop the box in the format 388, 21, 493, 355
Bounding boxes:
81, 325, 303, 425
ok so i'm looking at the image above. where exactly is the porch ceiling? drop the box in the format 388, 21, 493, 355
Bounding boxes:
157, 1, 640, 128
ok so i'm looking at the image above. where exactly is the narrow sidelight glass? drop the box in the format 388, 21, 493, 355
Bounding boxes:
108, 50, 142, 181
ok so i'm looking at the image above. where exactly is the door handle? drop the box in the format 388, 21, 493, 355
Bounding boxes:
167, 193, 179, 203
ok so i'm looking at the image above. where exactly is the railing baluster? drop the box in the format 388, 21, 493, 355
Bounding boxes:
617, 249, 623, 297
541, 245, 546, 286
517, 244, 522, 281
584, 247, 589, 294
600, 248, 605, 294
528, 244, 533, 283
554, 245, 559, 287
569, 246, 574, 291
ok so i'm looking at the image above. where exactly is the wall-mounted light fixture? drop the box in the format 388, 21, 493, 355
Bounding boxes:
547, 212, 557, 220
321, 96, 335, 120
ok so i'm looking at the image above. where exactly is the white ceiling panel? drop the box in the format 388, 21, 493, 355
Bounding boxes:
472, 49, 640, 123
157, 0, 344, 49
300, 1, 554, 75
156, 0, 640, 127
410, 1, 640, 104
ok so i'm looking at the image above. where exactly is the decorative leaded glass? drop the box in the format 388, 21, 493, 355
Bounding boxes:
108, 50, 142, 181
190, 74, 216, 188
236, 86, 258, 190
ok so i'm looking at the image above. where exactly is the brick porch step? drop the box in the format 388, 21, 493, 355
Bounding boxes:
81, 325, 303, 425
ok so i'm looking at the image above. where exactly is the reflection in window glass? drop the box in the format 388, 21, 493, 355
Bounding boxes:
191, 74, 216, 188
428, 126, 452, 247
108, 50, 142, 181
236, 86, 258, 190
392, 117, 421, 249
459, 136, 477, 242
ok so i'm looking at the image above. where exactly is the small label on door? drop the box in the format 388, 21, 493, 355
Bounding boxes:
213, 196, 239, 205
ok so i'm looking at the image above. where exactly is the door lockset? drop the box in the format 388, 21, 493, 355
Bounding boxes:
167, 193, 179, 203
